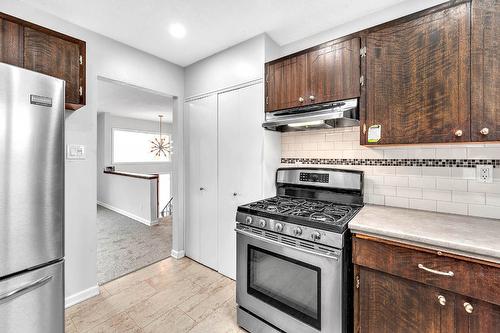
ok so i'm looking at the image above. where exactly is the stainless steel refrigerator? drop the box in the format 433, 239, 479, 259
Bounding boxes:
0, 63, 65, 333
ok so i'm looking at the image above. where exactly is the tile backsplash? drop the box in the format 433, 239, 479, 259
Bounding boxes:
281, 126, 500, 219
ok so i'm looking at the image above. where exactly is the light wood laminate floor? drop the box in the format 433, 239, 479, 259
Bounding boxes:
66, 257, 245, 333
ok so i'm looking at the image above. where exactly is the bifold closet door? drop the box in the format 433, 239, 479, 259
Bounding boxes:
218, 83, 264, 279
185, 95, 218, 270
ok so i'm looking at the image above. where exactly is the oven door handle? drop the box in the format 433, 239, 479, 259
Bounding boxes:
235, 228, 340, 261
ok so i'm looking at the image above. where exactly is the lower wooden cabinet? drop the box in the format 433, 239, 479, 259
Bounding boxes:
353, 236, 500, 333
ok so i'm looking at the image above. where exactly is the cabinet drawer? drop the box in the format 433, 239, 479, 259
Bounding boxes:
353, 236, 500, 305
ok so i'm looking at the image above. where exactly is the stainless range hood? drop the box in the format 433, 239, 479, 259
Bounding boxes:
262, 98, 359, 132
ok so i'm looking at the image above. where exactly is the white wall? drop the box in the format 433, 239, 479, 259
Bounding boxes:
97, 113, 173, 174
0, 0, 185, 305
98, 174, 158, 225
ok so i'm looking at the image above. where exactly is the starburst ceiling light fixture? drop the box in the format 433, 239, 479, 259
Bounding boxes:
150, 115, 172, 158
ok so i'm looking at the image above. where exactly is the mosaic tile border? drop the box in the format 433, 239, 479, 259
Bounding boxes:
281, 158, 500, 168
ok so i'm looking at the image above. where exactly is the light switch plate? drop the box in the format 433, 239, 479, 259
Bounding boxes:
476, 165, 493, 183
66, 144, 86, 160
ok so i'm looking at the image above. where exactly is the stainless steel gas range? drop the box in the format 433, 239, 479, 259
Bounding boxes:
235, 168, 364, 333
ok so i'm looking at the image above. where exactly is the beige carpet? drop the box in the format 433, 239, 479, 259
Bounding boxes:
97, 205, 172, 284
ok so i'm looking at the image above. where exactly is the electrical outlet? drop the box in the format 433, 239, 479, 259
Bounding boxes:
476, 165, 493, 183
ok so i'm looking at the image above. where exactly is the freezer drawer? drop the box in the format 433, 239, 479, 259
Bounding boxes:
0, 63, 65, 277
0, 260, 64, 333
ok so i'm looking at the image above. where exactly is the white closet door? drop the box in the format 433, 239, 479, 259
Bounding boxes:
218, 83, 264, 279
185, 95, 218, 270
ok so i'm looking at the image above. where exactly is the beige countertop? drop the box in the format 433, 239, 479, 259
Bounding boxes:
349, 205, 500, 264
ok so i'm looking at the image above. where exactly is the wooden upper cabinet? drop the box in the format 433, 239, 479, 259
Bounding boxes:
362, 3, 471, 144
0, 18, 23, 67
265, 37, 360, 112
471, 0, 500, 141
0, 12, 86, 110
307, 38, 360, 104
358, 267, 455, 333
265, 54, 307, 112
24, 27, 83, 107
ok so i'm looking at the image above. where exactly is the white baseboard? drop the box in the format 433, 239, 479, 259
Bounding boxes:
65, 285, 100, 308
171, 249, 185, 259
97, 201, 158, 226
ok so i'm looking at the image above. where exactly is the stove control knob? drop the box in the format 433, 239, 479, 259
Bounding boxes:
259, 219, 267, 228
311, 231, 321, 242
245, 216, 253, 224
293, 227, 303, 236
275, 223, 283, 232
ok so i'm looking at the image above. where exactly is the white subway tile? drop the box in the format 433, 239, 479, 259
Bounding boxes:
408, 177, 436, 189
365, 175, 385, 186
397, 187, 423, 198
342, 131, 359, 141
325, 133, 343, 142
282, 136, 295, 144
486, 194, 500, 207
437, 201, 468, 215
374, 185, 397, 196
342, 150, 363, 159
365, 193, 385, 205
385, 196, 409, 208
407, 148, 436, 159
468, 204, 500, 219
384, 149, 408, 159
423, 189, 452, 201
288, 143, 303, 151
435, 148, 467, 159
364, 183, 374, 194
281, 144, 290, 152
384, 176, 409, 187
436, 178, 468, 191
373, 167, 396, 176
422, 167, 452, 177
452, 191, 485, 204
317, 142, 335, 151
451, 167, 476, 179
467, 147, 500, 159
334, 141, 353, 150
409, 199, 437, 212
468, 181, 500, 194
396, 166, 422, 176
360, 148, 384, 159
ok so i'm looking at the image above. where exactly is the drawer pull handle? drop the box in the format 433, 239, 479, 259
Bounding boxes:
418, 264, 454, 277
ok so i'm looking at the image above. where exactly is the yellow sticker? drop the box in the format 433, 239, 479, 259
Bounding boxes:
367, 125, 381, 143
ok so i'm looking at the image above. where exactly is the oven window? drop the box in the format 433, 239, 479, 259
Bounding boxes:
247, 245, 321, 330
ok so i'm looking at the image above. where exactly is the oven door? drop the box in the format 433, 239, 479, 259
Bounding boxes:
236, 227, 343, 333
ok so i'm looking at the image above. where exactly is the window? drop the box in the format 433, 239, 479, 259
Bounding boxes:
112, 128, 170, 163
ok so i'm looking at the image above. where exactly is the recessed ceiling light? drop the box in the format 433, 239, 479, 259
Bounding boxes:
169, 23, 186, 39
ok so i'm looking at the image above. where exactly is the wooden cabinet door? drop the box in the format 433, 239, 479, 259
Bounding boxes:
265, 54, 307, 112
23, 27, 81, 105
0, 18, 23, 67
307, 38, 360, 104
455, 295, 500, 333
471, 0, 500, 141
363, 3, 470, 144
358, 267, 455, 333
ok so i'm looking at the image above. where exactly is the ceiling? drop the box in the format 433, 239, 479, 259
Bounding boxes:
20, 0, 407, 66
97, 78, 173, 122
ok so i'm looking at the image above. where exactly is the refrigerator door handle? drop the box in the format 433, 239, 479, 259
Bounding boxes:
0, 275, 53, 305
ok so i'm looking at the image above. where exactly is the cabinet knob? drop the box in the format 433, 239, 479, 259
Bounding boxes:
199, 187, 205, 191
464, 302, 474, 314
480, 128, 489, 135
298, 97, 305, 103
454, 129, 463, 137
437, 295, 446, 306
309, 95, 315, 101
233, 192, 238, 196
